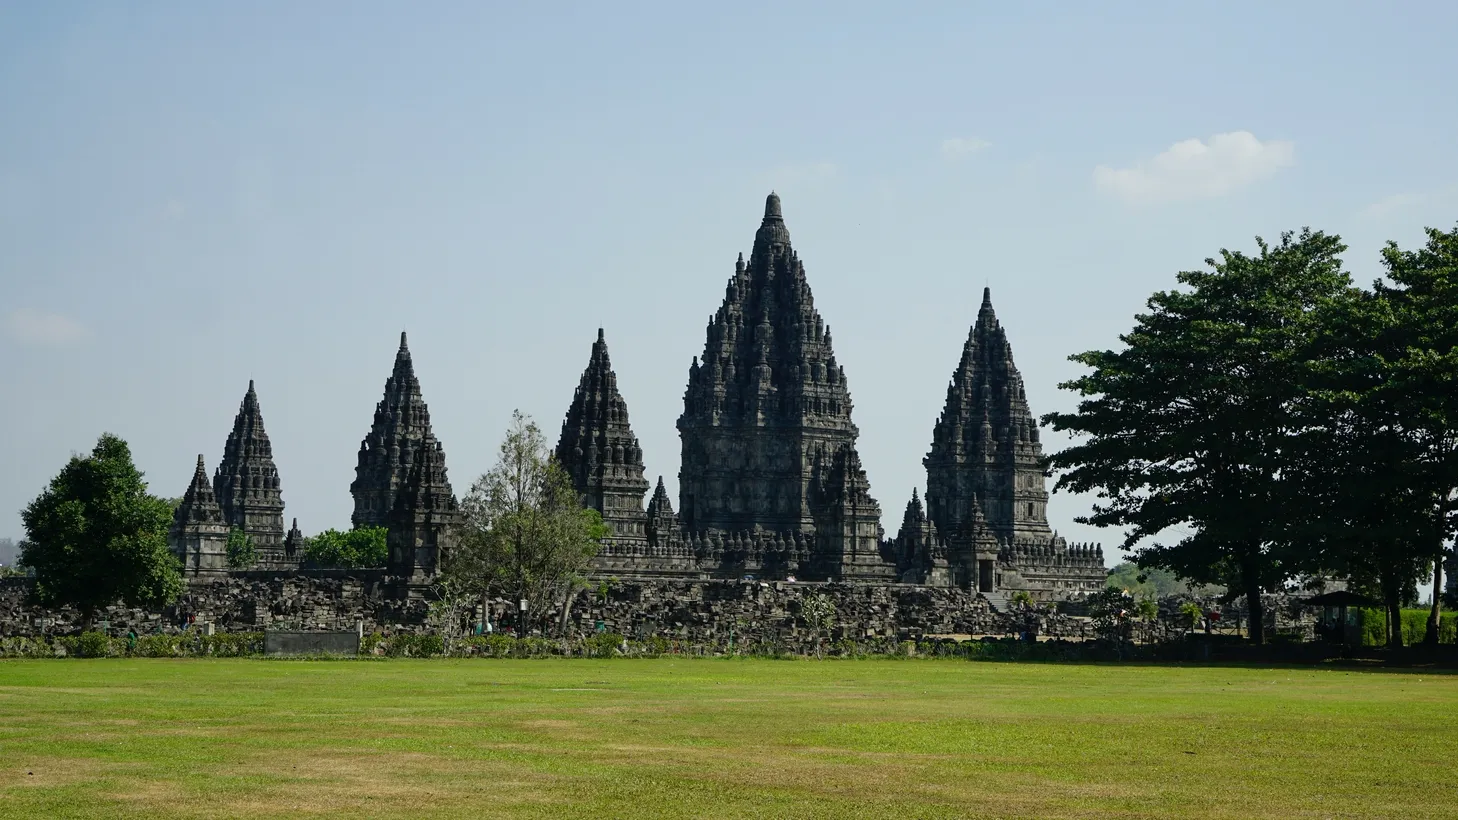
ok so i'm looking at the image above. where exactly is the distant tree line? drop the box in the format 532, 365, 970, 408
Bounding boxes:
1050, 224, 1458, 646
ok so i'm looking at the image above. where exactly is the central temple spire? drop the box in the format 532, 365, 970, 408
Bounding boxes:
677, 193, 885, 579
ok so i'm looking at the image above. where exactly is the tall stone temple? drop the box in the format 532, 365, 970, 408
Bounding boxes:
556, 329, 652, 541
351, 332, 461, 583
904, 288, 1104, 601
165, 192, 1102, 605
212, 381, 292, 569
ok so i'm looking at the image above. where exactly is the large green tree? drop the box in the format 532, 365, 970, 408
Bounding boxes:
304, 526, 387, 569
1372, 225, 1458, 645
444, 410, 607, 636
1044, 230, 1352, 643
1294, 284, 1436, 646
20, 433, 183, 627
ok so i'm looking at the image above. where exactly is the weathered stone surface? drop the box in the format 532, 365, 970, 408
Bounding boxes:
676, 192, 887, 580
213, 381, 290, 568
919, 288, 1104, 600
387, 438, 460, 585
169, 454, 229, 577
0, 576, 1318, 648
0, 572, 422, 636
352, 332, 440, 529
556, 329, 652, 542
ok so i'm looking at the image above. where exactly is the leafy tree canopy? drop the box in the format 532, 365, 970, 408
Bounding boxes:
20, 433, 183, 623
1044, 229, 1352, 643
226, 528, 256, 569
444, 410, 608, 632
304, 526, 387, 569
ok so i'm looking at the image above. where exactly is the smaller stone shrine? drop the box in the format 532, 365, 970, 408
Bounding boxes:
169, 455, 229, 577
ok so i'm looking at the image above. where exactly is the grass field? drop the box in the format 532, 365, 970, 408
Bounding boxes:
1, 659, 1456, 819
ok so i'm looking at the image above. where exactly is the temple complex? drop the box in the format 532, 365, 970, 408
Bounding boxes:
552, 193, 1100, 598
167, 193, 1103, 605
212, 381, 290, 568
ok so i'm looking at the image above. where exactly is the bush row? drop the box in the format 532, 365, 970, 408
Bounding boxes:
1356, 609, 1457, 646
0, 632, 264, 658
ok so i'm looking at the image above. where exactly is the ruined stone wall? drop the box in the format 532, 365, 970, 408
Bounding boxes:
0, 575, 1094, 641
0, 573, 427, 637
564, 580, 1096, 644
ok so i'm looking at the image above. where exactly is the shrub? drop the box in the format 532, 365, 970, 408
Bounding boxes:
585, 632, 624, 657
382, 633, 444, 657
76, 630, 114, 658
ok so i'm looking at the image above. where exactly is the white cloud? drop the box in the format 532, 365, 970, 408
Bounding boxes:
4, 309, 89, 347
1094, 131, 1295, 205
941, 137, 991, 159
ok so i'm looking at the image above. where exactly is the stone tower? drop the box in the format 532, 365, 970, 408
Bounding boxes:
644, 476, 679, 550
387, 438, 461, 585
170, 455, 229, 577
214, 380, 289, 568
892, 488, 949, 586
555, 328, 651, 542
678, 192, 886, 579
922, 288, 1106, 597
924, 288, 1048, 542
352, 332, 440, 530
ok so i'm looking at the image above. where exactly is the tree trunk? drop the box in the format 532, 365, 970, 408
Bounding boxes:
1386, 595, 1404, 648
558, 586, 580, 638
1244, 578, 1265, 645
1425, 551, 1443, 646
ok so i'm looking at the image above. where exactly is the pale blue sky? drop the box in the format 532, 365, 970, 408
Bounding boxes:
2, 2, 1456, 559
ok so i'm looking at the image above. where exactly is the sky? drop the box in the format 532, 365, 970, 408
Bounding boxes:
2, 2, 1456, 562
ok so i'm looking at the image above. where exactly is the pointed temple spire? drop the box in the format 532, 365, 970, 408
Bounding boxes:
645, 476, 679, 548
676, 193, 886, 579
284, 517, 304, 561
214, 381, 288, 567
924, 288, 1052, 550
352, 332, 448, 529
176, 454, 224, 527
556, 328, 651, 541
170, 454, 229, 576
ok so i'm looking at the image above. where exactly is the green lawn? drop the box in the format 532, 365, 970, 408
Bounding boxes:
1, 659, 1455, 819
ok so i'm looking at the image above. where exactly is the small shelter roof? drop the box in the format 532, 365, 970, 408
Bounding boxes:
1303, 590, 1381, 608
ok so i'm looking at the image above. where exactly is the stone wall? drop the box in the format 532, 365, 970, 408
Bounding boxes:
564, 580, 1096, 644
0, 573, 426, 637
0, 575, 1094, 641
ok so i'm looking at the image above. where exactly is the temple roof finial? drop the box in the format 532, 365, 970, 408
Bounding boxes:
764, 191, 782, 220
400, 330, 408, 350
597, 327, 605, 342
982, 286, 992, 307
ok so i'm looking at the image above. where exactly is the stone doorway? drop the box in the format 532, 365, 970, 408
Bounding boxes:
978, 559, 994, 593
